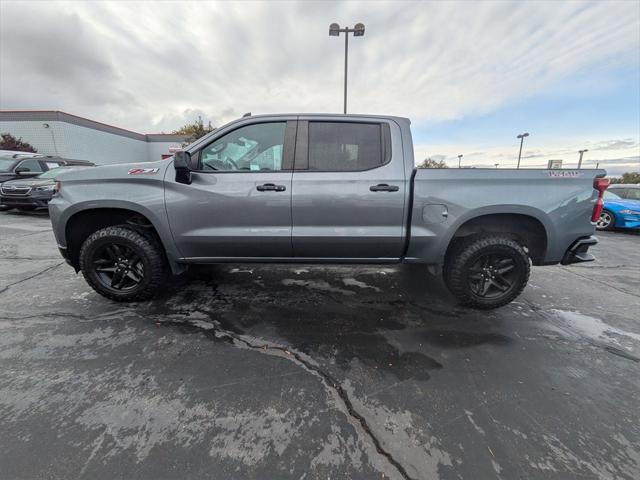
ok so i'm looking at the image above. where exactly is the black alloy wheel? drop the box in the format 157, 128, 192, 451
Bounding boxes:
92, 243, 145, 291
444, 235, 530, 309
79, 225, 167, 301
467, 253, 520, 299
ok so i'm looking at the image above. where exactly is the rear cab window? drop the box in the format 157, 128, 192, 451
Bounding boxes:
297, 121, 391, 171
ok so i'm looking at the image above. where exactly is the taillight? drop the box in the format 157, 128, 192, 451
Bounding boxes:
591, 177, 609, 222
53, 181, 61, 194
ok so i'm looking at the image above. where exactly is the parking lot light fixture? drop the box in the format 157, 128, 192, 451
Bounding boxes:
458, 154, 463, 168
329, 22, 365, 114
578, 149, 588, 169
516, 132, 529, 169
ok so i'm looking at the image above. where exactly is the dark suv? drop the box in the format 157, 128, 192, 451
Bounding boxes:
1, 166, 92, 211
0, 156, 94, 184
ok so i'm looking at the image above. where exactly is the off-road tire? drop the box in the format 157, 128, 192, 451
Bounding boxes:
444, 235, 530, 309
79, 225, 167, 302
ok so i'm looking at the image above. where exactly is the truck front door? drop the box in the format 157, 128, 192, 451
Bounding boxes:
165, 120, 296, 259
291, 119, 406, 259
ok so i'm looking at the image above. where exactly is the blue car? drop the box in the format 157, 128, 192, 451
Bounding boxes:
596, 189, 640, 230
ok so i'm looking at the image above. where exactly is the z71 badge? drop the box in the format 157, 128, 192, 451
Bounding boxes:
128, 168, 160, 175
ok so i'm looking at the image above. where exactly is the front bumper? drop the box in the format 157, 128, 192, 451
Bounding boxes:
561, 236, 598, 265
0, 195, 51, 207
616, 214, 640, 230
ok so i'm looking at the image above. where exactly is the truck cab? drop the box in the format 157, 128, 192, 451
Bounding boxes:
167, 114, 409, 261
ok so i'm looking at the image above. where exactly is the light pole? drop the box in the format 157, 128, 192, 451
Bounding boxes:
458, 154, 463, 168
516, 132, 529, 169
578, 149, 588, 169
329, 22, 365, 114
494, 163, 499, 169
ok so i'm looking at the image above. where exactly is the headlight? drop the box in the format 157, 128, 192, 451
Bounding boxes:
36, 185, 55, 191
53, 181, 61, 194
619, 209, 640, 215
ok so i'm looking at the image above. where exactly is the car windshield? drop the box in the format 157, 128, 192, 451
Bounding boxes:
604, 190, 622, 199
0, 158, 17, 172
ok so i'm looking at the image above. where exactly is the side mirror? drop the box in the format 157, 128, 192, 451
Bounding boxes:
15, 167, 31, 174
174, 151, 192, 185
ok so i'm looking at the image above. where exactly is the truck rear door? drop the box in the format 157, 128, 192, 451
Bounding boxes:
291, 118, 406, 259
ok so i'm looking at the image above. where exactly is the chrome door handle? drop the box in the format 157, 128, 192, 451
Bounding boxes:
370, 184, 399, 192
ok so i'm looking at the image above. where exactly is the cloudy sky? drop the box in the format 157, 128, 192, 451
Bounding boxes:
1, 0, 638, 173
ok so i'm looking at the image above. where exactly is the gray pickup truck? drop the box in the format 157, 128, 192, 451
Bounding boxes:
49, 114, 608, 309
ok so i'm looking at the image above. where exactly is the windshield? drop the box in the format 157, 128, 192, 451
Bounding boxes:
0, 158, 17, 173
37, 168, 67, 179
604, 190, 622, 200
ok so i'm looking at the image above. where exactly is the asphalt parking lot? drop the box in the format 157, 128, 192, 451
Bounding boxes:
1, 210, 639, 480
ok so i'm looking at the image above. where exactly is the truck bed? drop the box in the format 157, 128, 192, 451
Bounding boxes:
405, 168, 606, 265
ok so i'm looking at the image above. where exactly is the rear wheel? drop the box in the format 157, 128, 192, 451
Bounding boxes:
596, 209, 615, 230
444, 235, 530, 309
79, 226, 167, 302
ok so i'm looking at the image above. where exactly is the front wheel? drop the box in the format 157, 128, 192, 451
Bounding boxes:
596, 209, 615, 231
444, 235, 530, 309
79, 226, 167, 302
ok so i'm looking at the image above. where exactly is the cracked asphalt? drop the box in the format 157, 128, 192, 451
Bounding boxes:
1, 210, 639, 480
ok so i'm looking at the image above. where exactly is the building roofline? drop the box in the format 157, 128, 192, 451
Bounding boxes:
0, 110, 189, 143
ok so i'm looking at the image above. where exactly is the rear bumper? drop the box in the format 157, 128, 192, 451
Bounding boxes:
561, 236, 598, 265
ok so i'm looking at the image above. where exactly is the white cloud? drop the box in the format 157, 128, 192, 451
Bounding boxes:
1, 0, 638, 134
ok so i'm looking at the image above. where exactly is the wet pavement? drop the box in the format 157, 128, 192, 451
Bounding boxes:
1, 210, 639, 480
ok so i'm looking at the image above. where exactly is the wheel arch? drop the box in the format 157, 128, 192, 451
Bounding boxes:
444, 209, 551, 266
63, 205, 183, 274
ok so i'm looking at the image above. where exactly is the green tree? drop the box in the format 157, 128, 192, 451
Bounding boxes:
0, 133, 37, 153
610, 172, 640, 184
417, 157, 449, 168
173, 116, 215, 142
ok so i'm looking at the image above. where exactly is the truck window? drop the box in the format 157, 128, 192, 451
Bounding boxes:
198, 122, 286, 172
307, 122, 388, 171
